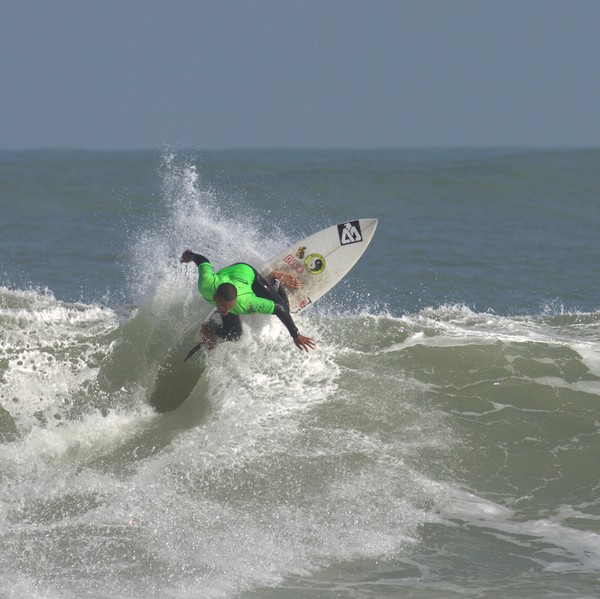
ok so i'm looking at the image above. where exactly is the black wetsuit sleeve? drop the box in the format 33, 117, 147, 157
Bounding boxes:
189, 252, 210, 266
273, 303, 299, 338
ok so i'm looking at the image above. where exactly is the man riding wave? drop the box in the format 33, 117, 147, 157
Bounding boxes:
180, 250, 316, 352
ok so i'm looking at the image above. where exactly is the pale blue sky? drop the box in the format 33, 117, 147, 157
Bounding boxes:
2, 0, 599, 149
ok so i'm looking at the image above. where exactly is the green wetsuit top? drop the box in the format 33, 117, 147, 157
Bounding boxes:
189, 252, 299, 337
197, 262, 275, 315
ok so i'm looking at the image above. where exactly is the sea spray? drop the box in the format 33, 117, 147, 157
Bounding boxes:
126, 153, 288, 317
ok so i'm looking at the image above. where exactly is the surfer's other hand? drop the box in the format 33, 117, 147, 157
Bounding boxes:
180, 249, 194, 263
293, 334, 316, 352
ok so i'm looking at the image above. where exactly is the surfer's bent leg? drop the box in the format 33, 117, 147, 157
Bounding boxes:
251, 270, 291, 311
204, 311, 242, 342
249, 268, 300, 338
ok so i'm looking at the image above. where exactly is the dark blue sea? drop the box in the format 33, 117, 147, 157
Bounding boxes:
1, 148, 599, 598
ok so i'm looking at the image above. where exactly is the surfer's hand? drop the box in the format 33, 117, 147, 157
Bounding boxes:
180, 249, 193, 263
293, 334, 316, 352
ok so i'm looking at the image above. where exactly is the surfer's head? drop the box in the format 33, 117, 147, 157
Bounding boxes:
214, 283, 237, 316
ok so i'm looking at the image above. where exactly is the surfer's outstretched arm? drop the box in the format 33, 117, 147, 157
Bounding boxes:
250, 268, 316, 352
271, 304, 316, 352
180, 250, 209, 265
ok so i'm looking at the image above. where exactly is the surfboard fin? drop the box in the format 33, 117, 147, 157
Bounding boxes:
184, 342, 205, 362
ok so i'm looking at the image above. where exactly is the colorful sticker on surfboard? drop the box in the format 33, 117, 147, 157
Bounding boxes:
305, 253, 326, 274
283, 254, 304, 273
298, 296, 312, 310
338, 220, 363, 245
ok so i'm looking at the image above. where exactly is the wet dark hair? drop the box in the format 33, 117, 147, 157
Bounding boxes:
215, 283, 237, 302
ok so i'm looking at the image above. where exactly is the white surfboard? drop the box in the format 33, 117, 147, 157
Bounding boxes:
261, 218, 378, 314
196, 218, 378, 339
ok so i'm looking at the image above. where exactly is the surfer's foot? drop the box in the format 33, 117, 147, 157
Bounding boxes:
269, 271, 300, 289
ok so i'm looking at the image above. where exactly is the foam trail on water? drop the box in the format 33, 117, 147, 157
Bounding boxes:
0, 287, 124, 437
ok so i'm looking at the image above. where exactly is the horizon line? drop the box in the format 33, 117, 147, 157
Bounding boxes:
1, 144, 598, 153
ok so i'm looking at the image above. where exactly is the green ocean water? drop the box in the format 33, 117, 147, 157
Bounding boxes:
0, 149, 599, 598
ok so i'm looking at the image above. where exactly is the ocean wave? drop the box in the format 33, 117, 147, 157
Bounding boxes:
2, 148, 599, 596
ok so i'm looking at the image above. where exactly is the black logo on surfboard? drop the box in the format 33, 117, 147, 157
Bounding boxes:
338, 220, 363, 245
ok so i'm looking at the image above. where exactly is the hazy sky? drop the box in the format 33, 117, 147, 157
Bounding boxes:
2, 0, 599, 150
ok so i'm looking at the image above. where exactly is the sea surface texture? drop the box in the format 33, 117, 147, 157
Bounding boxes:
1, 148, 599, 598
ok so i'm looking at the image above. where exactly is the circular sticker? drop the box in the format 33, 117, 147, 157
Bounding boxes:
305, 253, 326, 275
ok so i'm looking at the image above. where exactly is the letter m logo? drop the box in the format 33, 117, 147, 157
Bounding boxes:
337, 220, 363, 245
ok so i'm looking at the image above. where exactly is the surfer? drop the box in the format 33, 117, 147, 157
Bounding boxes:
180, 250, 316, 352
